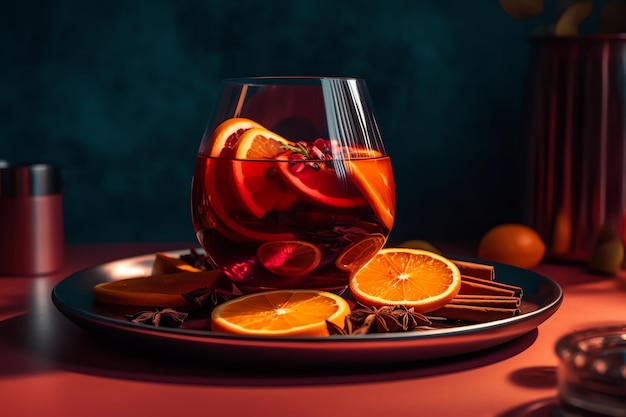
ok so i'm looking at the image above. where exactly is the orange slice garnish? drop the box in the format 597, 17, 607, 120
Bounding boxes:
335, 234, 386, 272
93, 270, 224, 307
257, 240, 322, 278
233, 127, 294, 160
152, 252, 202, 275
231, 127, 298, 218
208, 118, 263, 157
344, 154, 395, 231
349, 248, 461, 312
210, 289, 351, 337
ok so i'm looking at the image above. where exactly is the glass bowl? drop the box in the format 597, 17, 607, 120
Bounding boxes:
555, 324, 626, 417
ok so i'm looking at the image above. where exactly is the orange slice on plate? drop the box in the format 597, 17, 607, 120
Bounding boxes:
349, 248, 461, 312
344, 153, 395, 231
152, 252, 202, 275
232, 127, 299, 218
257, 240, 322, 277
208, 118, 263, 157
335, 234, 386, 272
275, 153, 366, 209
93, 270, 224, 307
210, 289, 351, 337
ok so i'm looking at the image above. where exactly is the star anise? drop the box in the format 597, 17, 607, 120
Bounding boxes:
125, 308, 188, 327
178, 249, 215, 271
176, 287, 238, 331
327, 304, 432, 335
182, 286, 235, 310
326, 314, 375, 336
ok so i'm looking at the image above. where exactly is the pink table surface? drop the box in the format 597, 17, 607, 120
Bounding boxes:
1, 242, 625, 417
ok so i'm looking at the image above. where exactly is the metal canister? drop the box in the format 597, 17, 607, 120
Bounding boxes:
0, 164, 65, 275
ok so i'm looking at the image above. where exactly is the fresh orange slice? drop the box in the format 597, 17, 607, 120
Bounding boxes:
349, 248, 461, 312
344, 154, 395, 231
335, 234, 386, 272
93, 270, 224, 307
152, 252, 202, 275
210, 289, 351, 337
257, 240, 322, 278
232, 127, 298, 218
208, 118, 263, 157
275, 153, 366, 208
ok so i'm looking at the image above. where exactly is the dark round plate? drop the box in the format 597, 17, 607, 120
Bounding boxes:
52, 250, 562, 366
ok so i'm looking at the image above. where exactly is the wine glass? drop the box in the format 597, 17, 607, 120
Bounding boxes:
191, 77, 395, 293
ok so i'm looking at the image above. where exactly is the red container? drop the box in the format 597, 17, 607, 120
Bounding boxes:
525, 35, 626, 261
0, 164, 65, 275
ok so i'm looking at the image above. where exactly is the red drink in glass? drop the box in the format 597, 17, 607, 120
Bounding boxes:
192, 148, 394, 292
191, 77, 394, 292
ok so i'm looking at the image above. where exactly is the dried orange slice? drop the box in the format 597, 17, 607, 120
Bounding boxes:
208, 118, 263, 157
152, 252, 202, 275
349, 248, 461, 312
232, 127, 298, 218
257, 240, 322, 278
335, 234, 386, 272
211, 289, 351, 337
93, 270, 224, 307
344, 154, 395, 231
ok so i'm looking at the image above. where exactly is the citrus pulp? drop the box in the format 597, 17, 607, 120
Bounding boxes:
349, 248, 461, 312
210, 289, 351, 337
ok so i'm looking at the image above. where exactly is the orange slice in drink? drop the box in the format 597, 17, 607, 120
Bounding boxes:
209, 118, 263, 157
257, 240, 322, 278
232, 127, 298, 218
211, 289, 351, 337
344, 154, 395, 231
93, 270, 224, 307
152, 252, 202, 275
275, 153, 366, 208
335, 234, 386, 272
202, 157, 296, 242
348, 248, 461, 312
233, 127, 295, 160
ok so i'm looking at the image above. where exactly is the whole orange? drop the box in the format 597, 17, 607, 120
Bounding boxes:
477, 224, 546, 269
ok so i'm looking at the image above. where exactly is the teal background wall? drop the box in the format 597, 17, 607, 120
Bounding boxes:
1, 0, 543, 245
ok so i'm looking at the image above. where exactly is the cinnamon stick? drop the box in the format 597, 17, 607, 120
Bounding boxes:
451, 294, 517, 300
451, 259, 495, 281
460, 275, 523, 297
450, 295, 521, 309
429, 304, 520, 322
459, 279, 517, 297
426, 259, 525, 322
